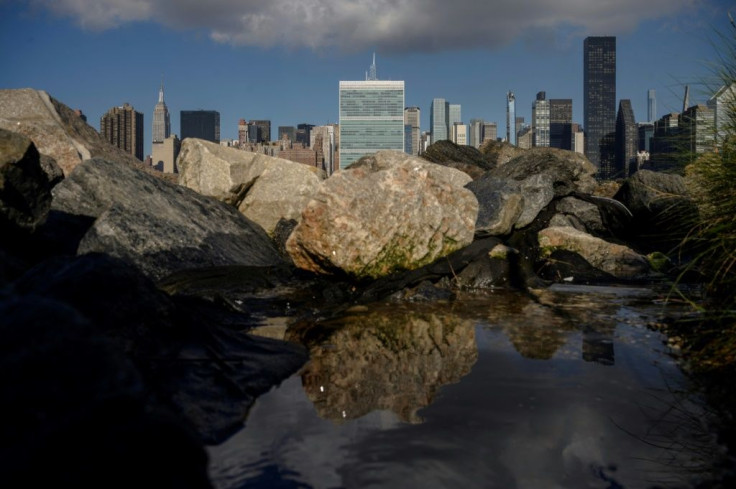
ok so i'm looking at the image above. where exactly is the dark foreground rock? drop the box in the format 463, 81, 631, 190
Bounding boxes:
0, 128, 54, 234
46, 158, 284, 280
7, 254, 307, 447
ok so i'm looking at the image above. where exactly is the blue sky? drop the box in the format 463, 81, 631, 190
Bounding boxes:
1, 1, 733, 154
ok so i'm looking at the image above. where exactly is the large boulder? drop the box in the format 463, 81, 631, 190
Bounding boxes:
465, 177, 523, 236
614, 169, 698, 252
48, 158, 283, 280
421, 140, 495, 179
177, 138, 324, 236
0, 89, 161, 179
0, 129, 53, 233
538, 226, 651, 280
471, 148, 598, 233
286, 151, 478, 280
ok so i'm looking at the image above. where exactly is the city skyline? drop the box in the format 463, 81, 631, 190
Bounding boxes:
1, 1, 732, 154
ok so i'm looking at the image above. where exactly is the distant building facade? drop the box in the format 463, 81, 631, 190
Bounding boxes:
532, 91, 550, 147
151, 134, 180, 174
483, 122, 498, 144
549, 98, 573, 150
506, 91, 516, 145
584, 36, 617, 177
615, 99, 638, 177
338, 78, 404, 168
404, 106, 421, 155
279, 126, 296, 142
647, 89, 657, 123
100, 103, 144, 161
181, 110, 220, 143
451, 122, 467, 145
152, 83, 170, 144
430, 98, 449, 143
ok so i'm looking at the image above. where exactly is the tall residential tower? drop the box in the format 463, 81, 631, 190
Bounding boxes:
100, 103, 144, 161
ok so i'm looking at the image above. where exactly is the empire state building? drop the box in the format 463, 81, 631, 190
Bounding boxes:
152, 82, 170, 144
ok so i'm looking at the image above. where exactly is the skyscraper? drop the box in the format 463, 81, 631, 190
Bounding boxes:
532, 91, 550, 147
549, 99, 573, 150
181, 110, 220, 143
404, 107, 421, 155
584, 36, 616, 175
430, 98, 449, 144
647, 89, 656, 123
100, 103, 144, 161
338, 55, 404, 168
615, 99, 638, 177
448, 104, 462, 129
152, 81, 170, 144
506, 91, 516, 145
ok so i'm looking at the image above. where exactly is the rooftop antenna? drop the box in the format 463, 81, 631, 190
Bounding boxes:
158, 75, 165, 103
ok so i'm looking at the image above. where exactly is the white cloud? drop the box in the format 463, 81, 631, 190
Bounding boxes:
30, 0, 703, 52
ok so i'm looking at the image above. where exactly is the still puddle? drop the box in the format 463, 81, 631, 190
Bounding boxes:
208, 285, 728, 488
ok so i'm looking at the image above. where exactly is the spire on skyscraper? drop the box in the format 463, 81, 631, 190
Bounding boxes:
158, 76, 165, 104
367, 52, 378, 81
683, 85, 690, 112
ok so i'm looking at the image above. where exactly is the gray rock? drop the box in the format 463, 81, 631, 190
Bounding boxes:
177, 138, 324, 236
0, 89, 165, 180
51, 158, 283, 280
421, 139, 495, 179
0, 129, 52, 233
614, 169, 698, 252
488, 147, 598, 197
538, 226, 651, 280
286, 150, 478, 280
553, 196, 606, 235
466, 177, 523, 236
516, 173, 556, 228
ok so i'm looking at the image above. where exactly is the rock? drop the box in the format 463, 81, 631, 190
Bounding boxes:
421, 140, 495, 179
0, 292, 212, 488
177, 138, 324, 236
614, 169, 698, 252
476, 148, 597, 231
12, 254, 308, 444
286, 150, 478, 280
489, 147, 597, 196
515, 173, 556, 228
48, 158, 283, 280
0, 129, 52, 233
551, 196, 606, 235
0, 89, 166, 180
479, 139, 527, 167
466, 177, 523, 236
538, 226, 651, 280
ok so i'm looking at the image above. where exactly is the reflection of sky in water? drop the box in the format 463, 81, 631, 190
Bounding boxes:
208, 288, 724, 489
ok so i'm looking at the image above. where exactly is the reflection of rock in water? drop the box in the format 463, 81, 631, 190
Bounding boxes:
486, 298, 571, 360
286, 306, 477, 424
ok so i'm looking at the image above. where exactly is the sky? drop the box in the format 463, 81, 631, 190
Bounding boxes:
1, 0, 733, 154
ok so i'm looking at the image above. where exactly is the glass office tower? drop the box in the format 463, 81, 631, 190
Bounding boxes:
338, 80, 405, 169
584, 36, 616, 177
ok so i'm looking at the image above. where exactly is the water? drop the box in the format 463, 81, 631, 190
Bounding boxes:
207, 285, 729, 489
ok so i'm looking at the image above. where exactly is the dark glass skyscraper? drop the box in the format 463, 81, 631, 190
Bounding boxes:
180, 110, 220, 143
584, 36, 616, 178
615, 99, 638, 177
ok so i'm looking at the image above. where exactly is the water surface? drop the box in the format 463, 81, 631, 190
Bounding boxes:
208, 285, 727, 489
